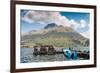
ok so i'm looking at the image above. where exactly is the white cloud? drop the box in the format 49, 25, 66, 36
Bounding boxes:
80, 19, 87, 28
22, 11, 70, 26
69, 19, 79, 29
80, 29, 90, 38
22, 11, 52, 24
22, 10, 90, 38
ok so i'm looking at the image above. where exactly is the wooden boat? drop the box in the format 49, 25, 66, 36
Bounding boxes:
33, 45, 56, 55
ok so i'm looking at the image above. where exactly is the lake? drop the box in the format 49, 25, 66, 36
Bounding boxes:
21, 48, 89, 63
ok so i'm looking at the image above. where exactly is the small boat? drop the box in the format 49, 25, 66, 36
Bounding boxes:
71, 50, 77, 60
47, 46, 56, 55
63, 48, 72, 60
39, 46, 47, 55
63, 48, 77, 60
33, 46, 39, 55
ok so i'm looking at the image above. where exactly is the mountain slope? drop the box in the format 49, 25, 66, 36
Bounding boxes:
21, 23, 89, 48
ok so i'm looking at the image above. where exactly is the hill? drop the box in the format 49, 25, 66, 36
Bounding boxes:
21, 23, 89, 48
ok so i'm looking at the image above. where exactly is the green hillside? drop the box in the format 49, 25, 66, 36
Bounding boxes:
21, 23, 89, 48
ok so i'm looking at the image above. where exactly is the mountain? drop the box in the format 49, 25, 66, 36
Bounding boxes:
21, 23, 89, 48
44, 23, 57, 29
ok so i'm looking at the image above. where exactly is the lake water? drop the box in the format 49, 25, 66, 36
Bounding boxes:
21, 48, 67, 63
21, 48, 89, 63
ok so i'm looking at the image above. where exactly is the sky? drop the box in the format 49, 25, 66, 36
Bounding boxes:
21, 10, 90, 38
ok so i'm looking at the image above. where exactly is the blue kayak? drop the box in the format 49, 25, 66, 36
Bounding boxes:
63, 48, 72, 60
63, 48, 77, 60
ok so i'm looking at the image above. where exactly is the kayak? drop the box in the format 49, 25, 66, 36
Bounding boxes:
63, 48, 72, 60
63, 48, 77, 60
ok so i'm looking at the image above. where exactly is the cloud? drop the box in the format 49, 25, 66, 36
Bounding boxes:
22, 11, 52, 24
80, 19, 88, 28
22, 10, 90, 38
22, 11, 70, 26
80, 29, 90, 38
69, 19, 79, 29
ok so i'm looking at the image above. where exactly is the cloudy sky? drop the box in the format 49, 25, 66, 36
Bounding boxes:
21, 10, 90, 38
